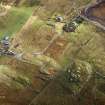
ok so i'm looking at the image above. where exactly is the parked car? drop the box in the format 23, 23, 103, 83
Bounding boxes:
6, 51, 16, 56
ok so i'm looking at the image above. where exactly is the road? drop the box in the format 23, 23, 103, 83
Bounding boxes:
81, 0, 105, 30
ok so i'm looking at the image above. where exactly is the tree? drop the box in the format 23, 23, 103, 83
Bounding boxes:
28, 0, 40, 6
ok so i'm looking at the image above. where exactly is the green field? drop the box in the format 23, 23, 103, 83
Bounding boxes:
0, 7, 34, 39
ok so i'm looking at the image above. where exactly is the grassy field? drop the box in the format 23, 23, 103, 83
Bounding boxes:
0, 6, 34, 39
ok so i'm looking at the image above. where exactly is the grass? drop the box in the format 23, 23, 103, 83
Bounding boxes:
0, 6, 34, 39
0, 65, 30, 89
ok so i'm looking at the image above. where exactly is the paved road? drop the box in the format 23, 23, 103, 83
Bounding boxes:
81, 0, 105, 30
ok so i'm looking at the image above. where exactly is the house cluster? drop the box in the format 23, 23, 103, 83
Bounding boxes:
0, 36, 15, 56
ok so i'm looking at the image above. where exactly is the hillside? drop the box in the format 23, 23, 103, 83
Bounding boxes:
0, 0, 105, 105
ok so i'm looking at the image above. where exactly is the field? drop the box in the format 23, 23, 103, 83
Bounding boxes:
0, 6, 33, 38
0, 0, 105, 105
